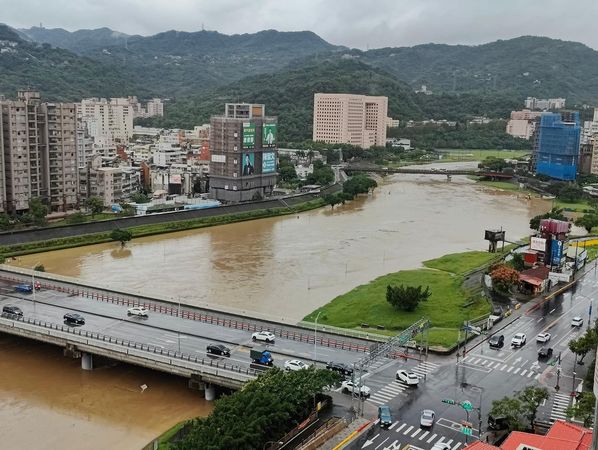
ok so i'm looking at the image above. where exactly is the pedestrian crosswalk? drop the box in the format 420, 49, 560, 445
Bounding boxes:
550, 393, 571, 421
375, 419, 464, 450
460, 356, 542, 379
368, 361, 440, 405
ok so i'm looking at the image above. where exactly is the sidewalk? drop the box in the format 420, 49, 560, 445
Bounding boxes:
317, 417, 372, 450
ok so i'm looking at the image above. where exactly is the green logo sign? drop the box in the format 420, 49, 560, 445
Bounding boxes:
460, 401, 473, 411
262, 123, 277, 147
242, 122, 256, 149
461, 426, 473, 436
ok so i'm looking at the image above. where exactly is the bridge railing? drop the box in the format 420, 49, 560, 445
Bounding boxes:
0, 270, 377, 353
0, 314, 258, 381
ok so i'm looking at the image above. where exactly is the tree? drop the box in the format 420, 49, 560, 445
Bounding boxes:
566, 392, 595, 427
575, 213, 598, 234
0, 213, 11, 230
490, 396, 526, 432
509, 253, 525, 271
342, 175, 378, 199
110, 228, 133, 247
324, 193, 342, 210
174, 368, 340, 450
28, 197, 48, 226
86, 196, 104, 218
558, 184, 585, 203
131, 192, 152, 203
386, 284, 431, 312
490, 264, 519, 293
518, 386, 549, 425
569, 328, 598, 363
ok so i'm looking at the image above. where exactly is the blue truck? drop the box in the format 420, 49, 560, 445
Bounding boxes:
250, 349, 273, 367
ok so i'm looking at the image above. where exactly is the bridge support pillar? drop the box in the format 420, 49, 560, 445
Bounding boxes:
81, 352, 93, 371
204, 384, 216, 401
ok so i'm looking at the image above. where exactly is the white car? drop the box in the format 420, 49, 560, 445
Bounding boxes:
536, 332, 551, 343
284, 359, 310, 371
431, 443, 451, 450
252, 331, 276, 343
396, 369, 419, 386
511, 333, 527, 347
420, 409, 435, 427
572, 317, 584, 327
341, 380, 371, 397
127, 306, 149, 317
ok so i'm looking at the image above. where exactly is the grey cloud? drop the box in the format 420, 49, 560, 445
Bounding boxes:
3, 0, 597, 50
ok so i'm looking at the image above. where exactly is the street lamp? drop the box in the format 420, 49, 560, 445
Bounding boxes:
31, 261, 41, 309
314, 311, 322, 363
262, 441, 283, 450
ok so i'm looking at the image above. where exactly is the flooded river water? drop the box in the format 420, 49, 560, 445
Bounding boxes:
4, 163, 554, 449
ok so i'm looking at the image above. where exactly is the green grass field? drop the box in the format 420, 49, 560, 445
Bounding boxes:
440, 149, 530, 162
303, 250, 503, 348
554, 199, 591, 213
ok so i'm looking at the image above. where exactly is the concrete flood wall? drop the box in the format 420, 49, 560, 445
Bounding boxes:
0, 192, 324, 246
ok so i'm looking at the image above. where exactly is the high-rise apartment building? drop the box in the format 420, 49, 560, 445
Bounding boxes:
209, 103, 278, 202
0, 90, 78, 213
524, 97, 566, 110
146, 98, 164, 117
80, 97, 134, 144
312, 93, 388, 148
506, 109, 542, 139
533, 111, 581, 181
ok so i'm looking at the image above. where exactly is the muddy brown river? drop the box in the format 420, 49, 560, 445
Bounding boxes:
5, 163, 555, 449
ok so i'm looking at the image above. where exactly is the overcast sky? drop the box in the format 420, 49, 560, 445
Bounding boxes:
4, 0, 597, 50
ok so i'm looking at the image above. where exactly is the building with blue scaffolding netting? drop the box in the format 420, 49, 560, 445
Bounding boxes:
534, 112, 581, 181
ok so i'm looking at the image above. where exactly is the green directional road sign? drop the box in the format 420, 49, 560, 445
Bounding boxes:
460, 401, 473, 411
461, 426, 473, 436
441, 399, 456, 405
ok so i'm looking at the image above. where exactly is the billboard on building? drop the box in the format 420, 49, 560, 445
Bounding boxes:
242, 122, 256, 149
530, 237, 547, 252
262, 151, 276, 173
262, 123, 277, 147
169, 174, 182, 184
551, 239, 564, 266
241, 152, 255, 176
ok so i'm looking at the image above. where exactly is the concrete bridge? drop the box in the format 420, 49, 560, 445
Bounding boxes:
0, 266, 389, 398
345, 165, 514, 179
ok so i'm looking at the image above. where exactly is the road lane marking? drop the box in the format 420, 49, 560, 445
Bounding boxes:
411, 428, 421, 438
500, 364, 507, 370
447, 439, 454, 445
367, 398, 384, 405
521, 369, 527, 376
395, 423, 406, 433
507, 366, 514, 372
388, 422, 397, 430
452, 443, 463, 450
470, 358, 480, 364
535, 373, 541, 380
403, 425, 414, 435
479, 360, 487, 366
374, 437, 389, 450
527, 371, 534, 378
419, 431, 429, 440
427, 433, 437, 443
513, 368, 520, 374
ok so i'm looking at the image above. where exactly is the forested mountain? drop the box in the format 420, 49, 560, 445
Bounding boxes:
20, 27, 341, 95
19, 26, 132, 54
0, 25, 146, 100
352, 36, 598, 103
136, 60, 522, 141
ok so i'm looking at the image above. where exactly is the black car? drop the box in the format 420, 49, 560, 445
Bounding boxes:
2, 305, 23, 317
64, 312, 85, 325
488, 334, 504, 349
326, 361, 354, 376
206, 343, 231, 357
538, 347, 553, 359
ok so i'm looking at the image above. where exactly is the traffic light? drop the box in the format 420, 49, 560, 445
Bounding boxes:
460, 401, 473, 411
441, 399, 456, 405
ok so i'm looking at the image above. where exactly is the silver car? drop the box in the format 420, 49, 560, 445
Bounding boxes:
420, 409, 435, 427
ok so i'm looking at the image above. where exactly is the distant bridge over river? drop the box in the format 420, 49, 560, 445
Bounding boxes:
345, 165, 514, 179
